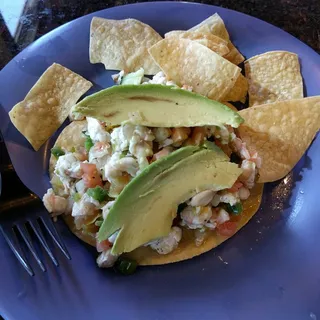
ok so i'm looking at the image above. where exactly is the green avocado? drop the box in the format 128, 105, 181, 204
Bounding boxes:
120, 68, 144, 85
73, 84, 243, 128
98, 144, 242, 255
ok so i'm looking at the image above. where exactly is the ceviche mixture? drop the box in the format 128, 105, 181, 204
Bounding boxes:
43, 71, 261, 268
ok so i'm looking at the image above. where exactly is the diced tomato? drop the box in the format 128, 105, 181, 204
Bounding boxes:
96, 239, 112, 253
228, 181, 243, 193
80, 162, 96, 173
80, 163, 103, 188
217, 221, 237, 237
83, 174, 103, 188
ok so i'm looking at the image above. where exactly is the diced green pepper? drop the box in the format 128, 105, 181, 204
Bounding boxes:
72, 192, 81, 202
85, 135, 94, 152
51, 146, 65, 159
119, 151, 127, 159
87, 186, 108, 202
114, 258, 137, 275
226, 202, 243, 215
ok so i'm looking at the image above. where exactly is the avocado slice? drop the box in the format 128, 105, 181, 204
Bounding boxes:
73, 84, 243, 128
98, 144, 242, 255
120, 68, 144, 85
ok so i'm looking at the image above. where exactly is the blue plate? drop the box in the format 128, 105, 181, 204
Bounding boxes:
0, 2, 320, 319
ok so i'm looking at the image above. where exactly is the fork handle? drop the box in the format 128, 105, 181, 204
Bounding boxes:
0, 194, 38, 213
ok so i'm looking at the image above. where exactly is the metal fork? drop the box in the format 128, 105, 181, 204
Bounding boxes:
0, 143, 71, 276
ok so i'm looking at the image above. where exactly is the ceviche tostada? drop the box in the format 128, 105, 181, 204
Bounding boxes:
8, 13, 320, 274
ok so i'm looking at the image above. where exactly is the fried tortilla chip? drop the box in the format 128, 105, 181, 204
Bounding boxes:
51, 121, 263, 265
189, 14, 244, 65
90, 16, 106, 33
9, 63, 92, 151
223, 73, 248, 103
189, 13, 230, 40
224, 42, 245, 66
238, 97, 320, 182
245, 51, 304, 107
148, 38, 241, 101
89, 17, 162, 75
165, 29, 229, 57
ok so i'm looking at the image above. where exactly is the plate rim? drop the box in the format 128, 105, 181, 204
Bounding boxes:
1, 1, 320, 77
0, 3, 320, 320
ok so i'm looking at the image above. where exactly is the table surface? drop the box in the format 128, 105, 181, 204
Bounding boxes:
0, 0, 319, 71
0, 1, 319, 319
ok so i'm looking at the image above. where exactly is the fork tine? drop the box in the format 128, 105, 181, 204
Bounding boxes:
16, 224, 46, 272
40, 215, 71, 260
29, 219, 59, 266
0, 225, 34, 276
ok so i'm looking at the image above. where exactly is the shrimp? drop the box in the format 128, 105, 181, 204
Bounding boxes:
127, 127, 154, 168
211, 191, 239, 206
104, 154, 139, 181
148, 227, 182, 254
96, 249, 118, 268
190, 190, 215, 207
73, 146, 88, 161
190, 127, 206, 146
231, 135, 262, 169
54, 153, 82, 190
102, 200, 115, 219
239, 186, 251, 200
231, 136, 251, 159
108, 173, 131, 198
211, 208, 230, 225
72, 193, 100, 229
71, 193, 98, 218
250, 152, 262, 168
111, 124, 135, 152
152, 127, 171, 143
204, 126, 217, 138
180, 206, 212, 229
152, 147, 173, 161
133, 126, 154, 142
240, 160, 256, 189
87, 117, 110, 143
194, 229, 207, 247
89, 142, 111, 172
96, 239, 112, 253
43, 188, 68, 216
171, 127, 191, 146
